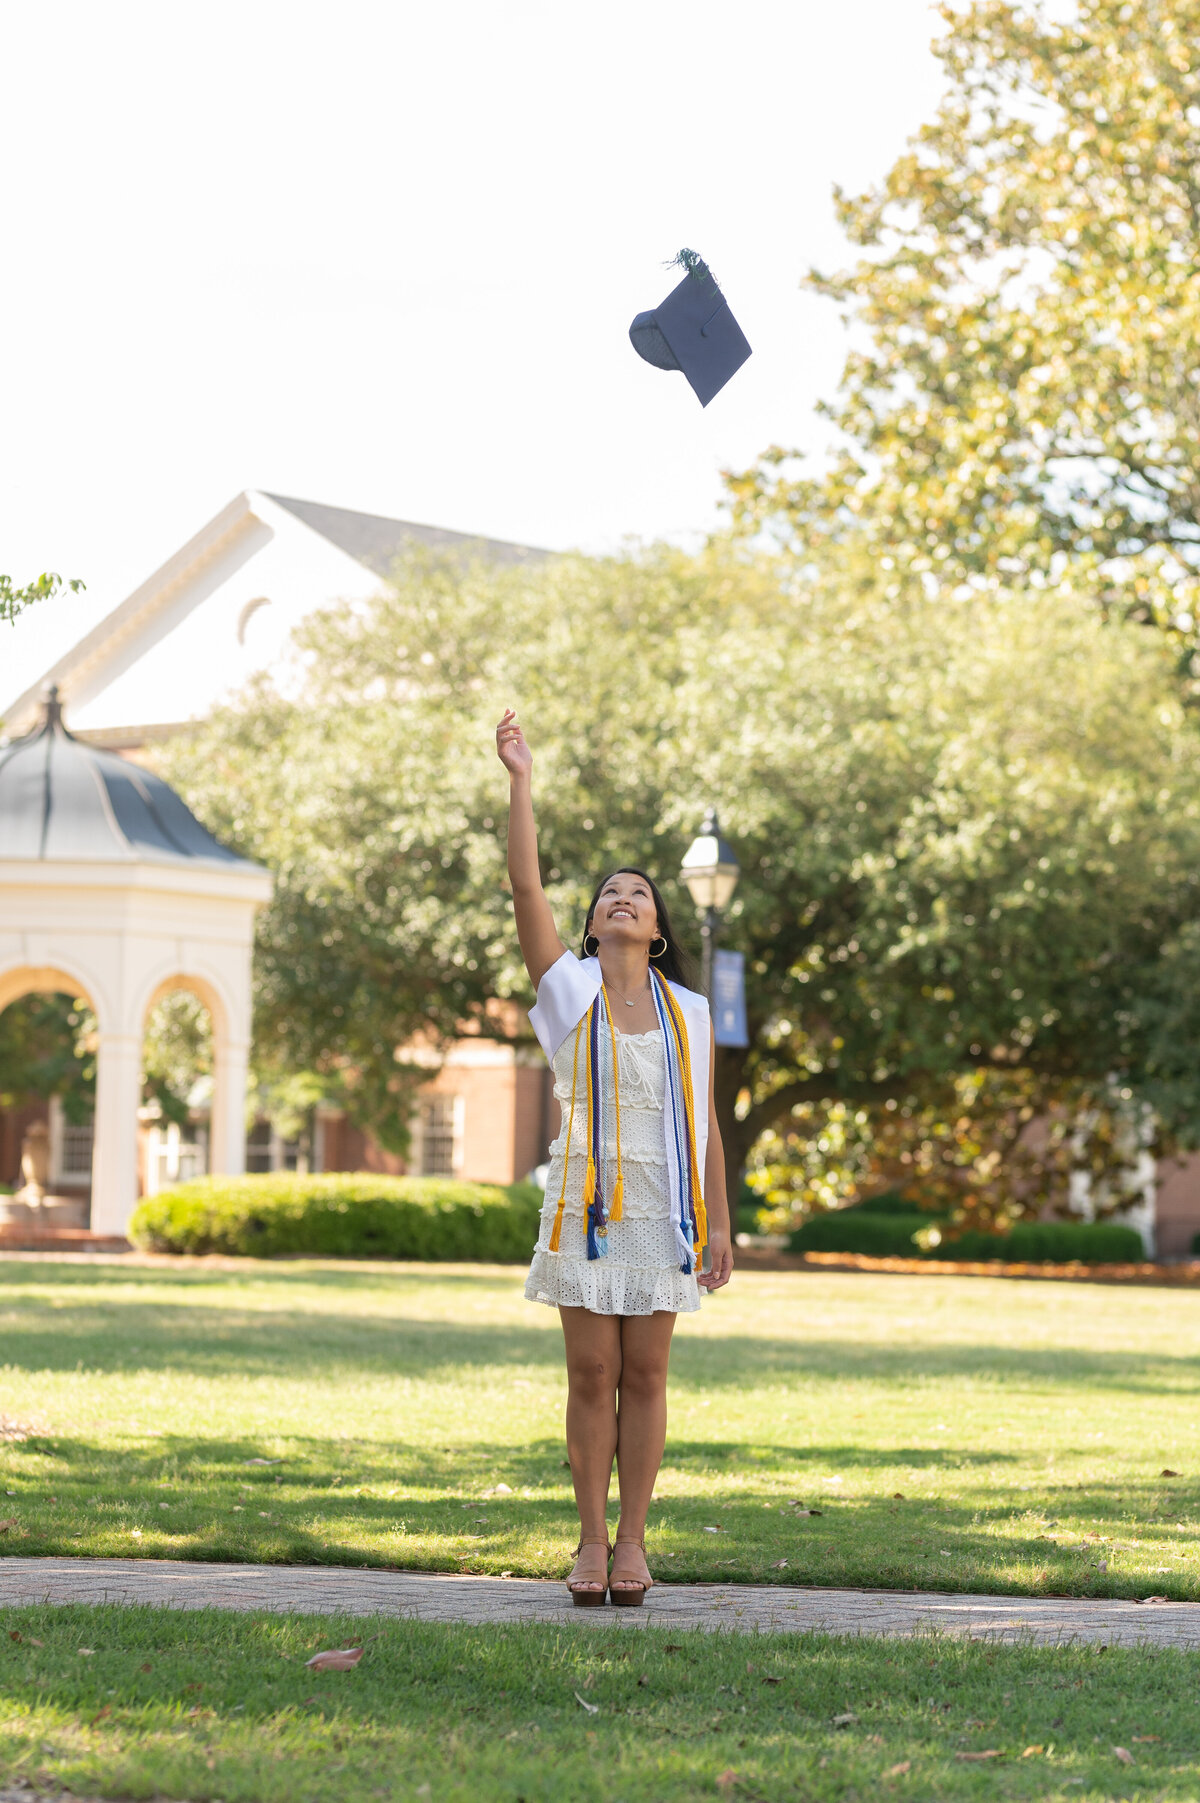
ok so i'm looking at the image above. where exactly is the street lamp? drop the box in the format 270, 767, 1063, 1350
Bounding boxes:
680, 807, 740, 996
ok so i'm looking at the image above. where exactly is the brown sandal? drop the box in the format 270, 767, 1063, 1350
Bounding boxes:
609, 1537, 653, 1607
567, 1538, 612, 1606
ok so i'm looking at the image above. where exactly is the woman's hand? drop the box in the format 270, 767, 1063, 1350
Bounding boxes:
698, 1229, 733, 1292
496, 708, 532, 779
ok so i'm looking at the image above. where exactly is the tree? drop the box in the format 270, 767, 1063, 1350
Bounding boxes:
157, 544, 1200, 1204
726, 0, 1200, 653
0, 994, 96, 1123
0, 572, 84, 627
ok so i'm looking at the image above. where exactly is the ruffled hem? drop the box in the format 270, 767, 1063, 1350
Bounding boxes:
524, 1250, 700, 1316
538, 1200, 675, 1222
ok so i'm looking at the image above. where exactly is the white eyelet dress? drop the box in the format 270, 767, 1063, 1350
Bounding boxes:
525, 1026, 701, 1317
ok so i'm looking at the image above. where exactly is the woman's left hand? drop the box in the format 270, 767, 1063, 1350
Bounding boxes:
698, 1230, 733, 1292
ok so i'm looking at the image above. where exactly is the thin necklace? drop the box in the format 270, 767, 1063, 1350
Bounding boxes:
605, 970, 651, 1008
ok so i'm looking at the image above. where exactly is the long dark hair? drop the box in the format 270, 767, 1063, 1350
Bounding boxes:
581, 866, 696, 990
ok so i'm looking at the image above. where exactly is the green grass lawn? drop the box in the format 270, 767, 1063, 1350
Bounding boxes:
2, 1257, 1200, 1599
3, 1603, 1200, 1802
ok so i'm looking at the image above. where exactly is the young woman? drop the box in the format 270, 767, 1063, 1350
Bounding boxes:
496, 708, 734, 1606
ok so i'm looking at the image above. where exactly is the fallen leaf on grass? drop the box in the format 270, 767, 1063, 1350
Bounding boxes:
955, 1750, 1002, 1761
715, 1775, 739, 1792
574, 1691, 599, 1715
0, 1519, 17, 1533
1132, 1735, 1161, 1742
637, 1674, 650, 1688
762, 1675, 783, 1686
1114, 1746, 1134, 1765
244, 1458, 283, 1466
1161, 1469, 1180, 1477
892, 1492, 905, 1500
1022, 1745, 1044, 1757
1134, 1595, 1170, 1605
89, 1706, 111, 1725
305, 1647, 363, 1671
703, 1525, 724, 1533
78, 1648, 94, 1657
772, 1559, 789, 1569
8, 1630, 21, 1642
832, 1711, 857, 1727
884, 1762, 911, 1778
139, 1662, 152, 1673
664, 1644, 683, 1654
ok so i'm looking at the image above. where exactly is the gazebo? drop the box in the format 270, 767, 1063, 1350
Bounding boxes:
0, 689, 272, 1234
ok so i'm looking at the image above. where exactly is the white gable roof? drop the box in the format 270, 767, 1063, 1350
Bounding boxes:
2, 491, 544, 744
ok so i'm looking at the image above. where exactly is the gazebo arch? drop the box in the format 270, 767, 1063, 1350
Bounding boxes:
0, 688, 272, 1235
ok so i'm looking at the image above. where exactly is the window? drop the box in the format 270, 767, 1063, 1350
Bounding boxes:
244, 1118, 318, 1174
418, 1096, 460, 1177
245, 1119, 273, 1173
48, 1097, 93, 1184
59, 1120, 94, 1178
146, 1121, 208, 1194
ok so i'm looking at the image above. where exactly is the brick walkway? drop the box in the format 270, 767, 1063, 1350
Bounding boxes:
3, 1557, 1199, 1646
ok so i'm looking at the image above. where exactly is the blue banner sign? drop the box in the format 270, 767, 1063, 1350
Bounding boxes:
712, 949, 749, 1048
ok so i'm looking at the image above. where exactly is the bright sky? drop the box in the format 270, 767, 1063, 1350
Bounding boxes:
1, 0, 945, 701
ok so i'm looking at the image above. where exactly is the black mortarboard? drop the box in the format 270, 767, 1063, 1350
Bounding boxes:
629, 250, 751, 407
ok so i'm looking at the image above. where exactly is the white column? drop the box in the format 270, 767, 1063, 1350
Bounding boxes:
209, 1036, 250, 1176
91, 1032, 142, 1236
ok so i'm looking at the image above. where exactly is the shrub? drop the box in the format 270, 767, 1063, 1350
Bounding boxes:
789, 1212, 936, 1258
789, 1211, 1145, 1264
941, 1221, 1145, 1264
129, 1173, 542, 1262
843, 1190, 941, 1218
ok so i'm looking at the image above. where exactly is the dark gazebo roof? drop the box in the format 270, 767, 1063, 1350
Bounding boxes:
0, 688, 263, 870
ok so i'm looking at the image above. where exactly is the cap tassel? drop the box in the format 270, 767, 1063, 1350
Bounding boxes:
610, 1171, 624, 1222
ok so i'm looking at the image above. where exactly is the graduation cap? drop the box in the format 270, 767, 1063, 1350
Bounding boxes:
629, 250, 751, 407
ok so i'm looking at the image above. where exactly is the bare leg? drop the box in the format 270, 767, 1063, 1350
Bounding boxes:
559, 1306, 622, 1591
611, 1310, 676, 1592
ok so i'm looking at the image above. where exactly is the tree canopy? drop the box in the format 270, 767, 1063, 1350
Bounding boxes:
157, 544, 1200, 1207
726, 0, 1200, 654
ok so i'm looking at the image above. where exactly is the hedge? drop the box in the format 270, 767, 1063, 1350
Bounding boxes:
128, 1173, 543, 1262
789, 1211, 1145, 1264
789, 1211, 938, 1259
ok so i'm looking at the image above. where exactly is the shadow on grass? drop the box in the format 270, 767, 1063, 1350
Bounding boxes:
6, 1429, 1200, 1597
2, 1290, 1199, 1397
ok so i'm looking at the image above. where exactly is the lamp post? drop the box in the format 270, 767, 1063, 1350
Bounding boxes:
680, 808, 740, 997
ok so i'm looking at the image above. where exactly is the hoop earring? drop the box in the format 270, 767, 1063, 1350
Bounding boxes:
584, 934, 600, 957
649, 934, 668, 960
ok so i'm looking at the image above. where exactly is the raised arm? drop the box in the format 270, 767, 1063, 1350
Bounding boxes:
496, 709, 569, 988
